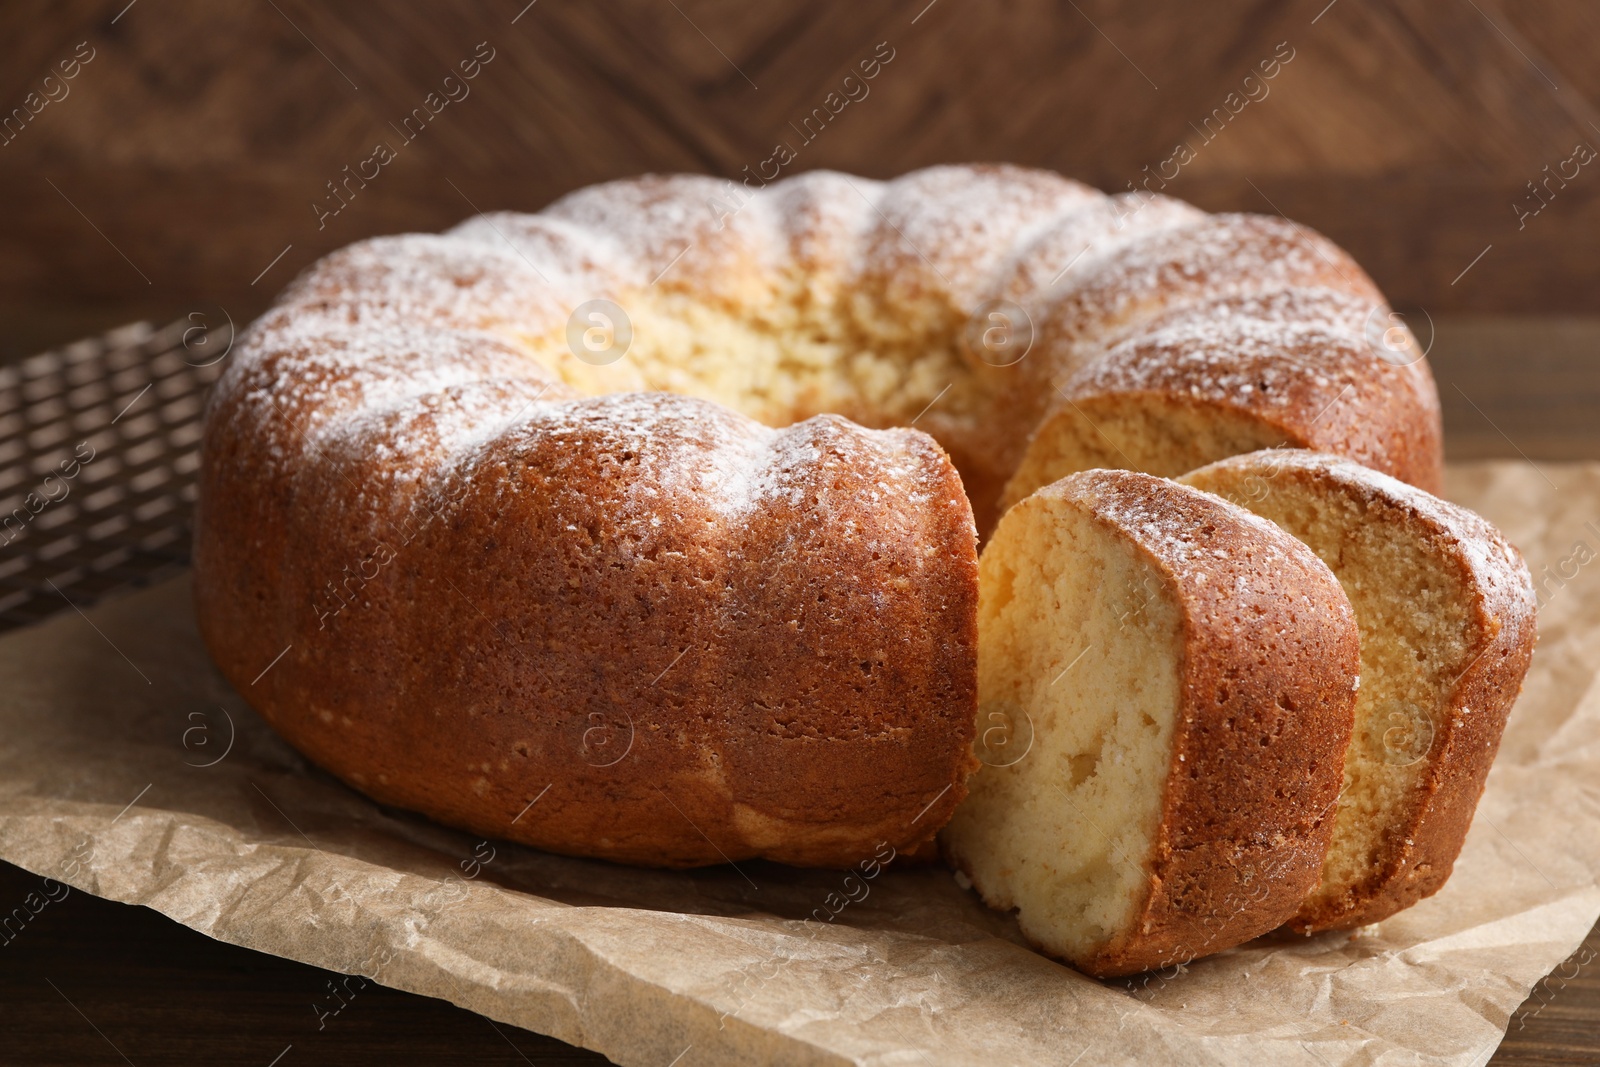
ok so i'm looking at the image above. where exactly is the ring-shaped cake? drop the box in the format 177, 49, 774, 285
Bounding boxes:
196, 164, 1443, 867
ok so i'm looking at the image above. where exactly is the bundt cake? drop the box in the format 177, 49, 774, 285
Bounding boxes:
1180, 450, 1537, 932
195, 163, 1444, 870
939, 470, 1360, 977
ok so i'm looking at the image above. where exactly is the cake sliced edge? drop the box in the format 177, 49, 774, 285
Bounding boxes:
943, 469, 1359, 976
1181, 449, 1538, 932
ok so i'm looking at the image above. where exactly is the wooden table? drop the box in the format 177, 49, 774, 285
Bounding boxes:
0, 314, 1596, 1065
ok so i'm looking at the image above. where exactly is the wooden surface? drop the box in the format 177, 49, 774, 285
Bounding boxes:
0, 859, 607, 1067
4, 1, 1600, 1062
5, 0, 1600, 354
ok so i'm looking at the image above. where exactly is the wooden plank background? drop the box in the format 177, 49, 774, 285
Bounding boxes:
2, 3, 1600, 1065
3, 0, 1600, 363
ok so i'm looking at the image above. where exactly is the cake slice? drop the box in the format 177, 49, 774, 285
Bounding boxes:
943, 469, 1360, 976
1181, 450, 1537, 932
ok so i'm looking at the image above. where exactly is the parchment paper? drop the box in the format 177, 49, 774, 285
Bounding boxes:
2, 460, 1598, 1067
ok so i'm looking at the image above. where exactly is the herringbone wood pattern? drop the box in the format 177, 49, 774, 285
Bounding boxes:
1, 0, 1599, 330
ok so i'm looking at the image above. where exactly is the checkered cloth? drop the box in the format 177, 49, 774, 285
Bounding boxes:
0, 317, 228, 631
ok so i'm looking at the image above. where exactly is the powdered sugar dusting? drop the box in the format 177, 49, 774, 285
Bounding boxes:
1074, 315, 1373, 406
274, 233, 574, 333
1069, 468, 1301, 573
995, 193, 1205, 301
856, 164, 1104, 308
1197, 450, 1538, 639
1032, 214, 1382, 355
447, 211, 643, 294
207, 163, 1427, 556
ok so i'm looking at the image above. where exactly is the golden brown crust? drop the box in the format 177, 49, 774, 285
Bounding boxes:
991, 219, 1443, 518
196, 381, 979, 868
1053, 313, 1442, 494
1182, 451, 1536, 933
1055, 471, 1359, 976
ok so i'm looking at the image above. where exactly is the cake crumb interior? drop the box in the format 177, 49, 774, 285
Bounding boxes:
1183, 465, 1474, 917
510, 276, 987, 440
943, 491, 1183, 960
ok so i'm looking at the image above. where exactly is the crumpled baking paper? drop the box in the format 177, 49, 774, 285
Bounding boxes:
1, 460, 1597, 1066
